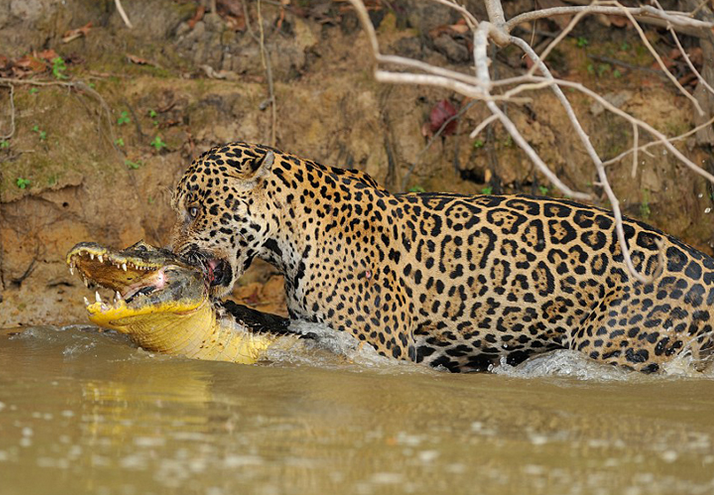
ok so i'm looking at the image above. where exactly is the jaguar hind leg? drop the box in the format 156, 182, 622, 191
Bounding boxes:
567, 289, 710, 373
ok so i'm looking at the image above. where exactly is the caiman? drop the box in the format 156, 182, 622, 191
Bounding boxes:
66, 240, 305, 364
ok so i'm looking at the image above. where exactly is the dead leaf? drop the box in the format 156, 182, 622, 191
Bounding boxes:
36, 49, 60, 62
449, 18, 469, 34
679, 72, 698, 86
62, 22, 92, 43
126, 54, 152, 66
687, 47, 703, 66
224, 14, 246, 31
608, 15, 630, 28
217, 0, 243, 17
429, 99, 459, 136
14, 55, 46, 73
188, 6, 205, 29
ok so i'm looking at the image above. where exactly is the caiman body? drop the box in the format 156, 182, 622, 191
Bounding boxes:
66, 241, 302, 364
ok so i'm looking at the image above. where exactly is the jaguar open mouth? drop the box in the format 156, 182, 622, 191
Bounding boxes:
206, 258, 230, 287
181, 250, 232, 288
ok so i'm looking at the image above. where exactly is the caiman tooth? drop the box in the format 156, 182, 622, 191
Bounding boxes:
114, 291, 122, 302
90, 253, 95, 260
83, 277, 89, 288
122, 263, 127, 272
95, 291, 102, 303
69, 265, 74, 276
98, 255, 103, 263
83, 297, 90, 306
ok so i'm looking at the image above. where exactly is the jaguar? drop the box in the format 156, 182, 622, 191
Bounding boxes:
171, 142, 714, 372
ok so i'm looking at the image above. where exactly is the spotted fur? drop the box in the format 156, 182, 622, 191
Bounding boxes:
171, 142, 714, 372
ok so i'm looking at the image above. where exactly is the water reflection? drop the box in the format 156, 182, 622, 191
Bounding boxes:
1, 326, 714, 495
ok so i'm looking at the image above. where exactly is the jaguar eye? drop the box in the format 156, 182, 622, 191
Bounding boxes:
188, 206, 199, 219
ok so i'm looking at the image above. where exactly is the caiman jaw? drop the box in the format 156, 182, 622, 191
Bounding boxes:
66, 242, 204, 329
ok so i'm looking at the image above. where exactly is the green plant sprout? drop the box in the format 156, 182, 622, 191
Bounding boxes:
473, 139, 484, 149
52, 57, 68, 80
115, 138, 125, 147
408, 185, 426, 193
538, 185, 549, 196
16, 177, 31, 189
29, 87, 39, 95
148, 109, 157, 118
32, 125, 47, 141
576, 37, 589, 48
117, 111, 130, 126
150, 136, 167, 151
0, 140, 9, 149
481, 186, 493, 195
125, 159, 143, 170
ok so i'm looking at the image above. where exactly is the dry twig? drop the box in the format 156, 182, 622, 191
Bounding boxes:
114, 0, 133, 29
347, 0, 714, 283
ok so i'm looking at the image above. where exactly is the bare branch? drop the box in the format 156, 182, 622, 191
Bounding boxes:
431, 0, 478, 29
114, 0, 133, 29
506, 3, 714, 33
666, 17, 714, 96
617, 4, 703, 116
474, 24, 591, 200
469, 114, 498, 139
346, 0, 711, 283
512, 35, 661, 283
603, 114, 714, 167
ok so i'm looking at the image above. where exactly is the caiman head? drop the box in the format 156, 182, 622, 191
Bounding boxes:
66, 240, 209, 334
66, 240, 295, 364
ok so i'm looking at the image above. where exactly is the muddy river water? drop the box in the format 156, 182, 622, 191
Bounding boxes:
1, 325, 713, 495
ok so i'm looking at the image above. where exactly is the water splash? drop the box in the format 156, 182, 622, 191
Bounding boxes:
494, 349, 714, 381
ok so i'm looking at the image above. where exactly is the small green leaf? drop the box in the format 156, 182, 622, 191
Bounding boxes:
117, 111, 130, 126
29, 87, 39, 95
115, 138, 125, 147
52, 57, 68, 80
16, 177, 31, 189
125, 159, 142, 170
0, 140, 9, 149
576, 37, 589, 48
613, 69, 622, 78
150, 136, 167, 151
538, 185, 549, 196
148, 109, 157, 118
473, 139, 484, 149
408, 185, 426, 193
481, 186, 493, 195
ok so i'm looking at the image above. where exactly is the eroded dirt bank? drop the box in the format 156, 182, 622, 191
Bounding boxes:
1, 0, 713, 326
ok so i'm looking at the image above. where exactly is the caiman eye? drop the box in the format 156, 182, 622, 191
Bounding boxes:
187, 206, 199, 219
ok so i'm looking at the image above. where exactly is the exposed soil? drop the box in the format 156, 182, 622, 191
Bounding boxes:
1, 0, 713, 327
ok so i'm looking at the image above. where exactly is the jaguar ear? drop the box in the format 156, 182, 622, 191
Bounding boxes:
251, 150, 274, 180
